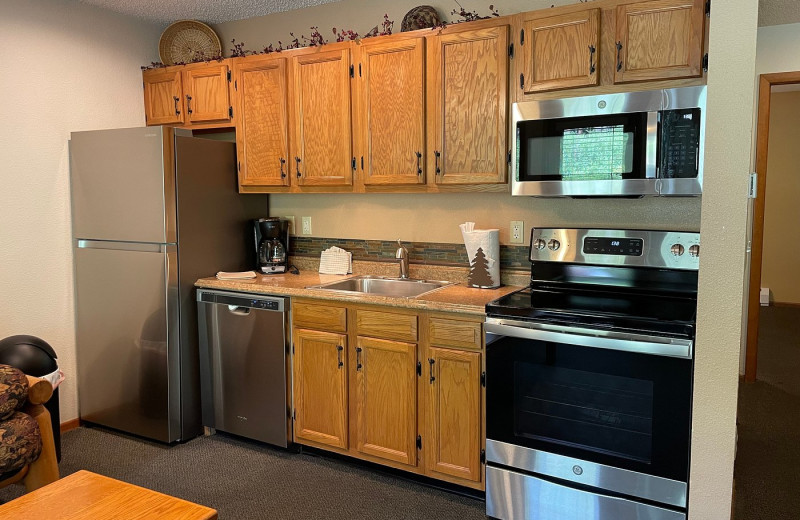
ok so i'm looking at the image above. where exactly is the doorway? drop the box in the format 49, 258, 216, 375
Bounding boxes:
745, 71, 800, 382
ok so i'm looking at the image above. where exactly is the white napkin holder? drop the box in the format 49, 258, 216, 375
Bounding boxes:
319, 247, 353, 275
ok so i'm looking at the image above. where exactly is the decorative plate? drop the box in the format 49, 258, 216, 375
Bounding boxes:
159, 20, 222, 65
401, 6, 442, 32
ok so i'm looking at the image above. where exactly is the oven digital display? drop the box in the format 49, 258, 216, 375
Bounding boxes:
584, 237, 643, 256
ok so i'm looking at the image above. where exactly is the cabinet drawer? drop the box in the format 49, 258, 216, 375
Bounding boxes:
429, 318, 482, 349
293, 302, 347, 332
356, 310, 418, 342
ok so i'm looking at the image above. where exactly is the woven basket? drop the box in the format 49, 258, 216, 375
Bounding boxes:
159, 20, 222, 65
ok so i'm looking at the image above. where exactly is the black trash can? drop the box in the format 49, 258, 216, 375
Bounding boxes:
0, 335, 62, 462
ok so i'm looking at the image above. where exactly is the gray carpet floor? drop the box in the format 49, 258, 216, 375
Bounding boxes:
734, 306, 800, 520
0, 426, 486, 519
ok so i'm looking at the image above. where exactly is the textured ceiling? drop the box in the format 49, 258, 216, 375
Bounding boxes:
77, 0, 341, 24
759, 0, 800, 27
78, 0, 800, 27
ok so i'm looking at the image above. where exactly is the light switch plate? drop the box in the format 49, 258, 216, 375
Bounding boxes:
301, 216, 312, 235
510, 221, 524, 244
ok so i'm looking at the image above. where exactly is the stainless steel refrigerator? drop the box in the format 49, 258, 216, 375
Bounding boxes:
70, 126, 268, 442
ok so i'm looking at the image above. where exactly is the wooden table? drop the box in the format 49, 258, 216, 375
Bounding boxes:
0, 470, 218, 519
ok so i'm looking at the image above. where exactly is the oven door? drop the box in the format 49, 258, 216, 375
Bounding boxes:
484, 318, 693, 509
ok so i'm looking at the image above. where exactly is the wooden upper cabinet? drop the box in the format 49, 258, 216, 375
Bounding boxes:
428, 25, 508, 185
519, 9, 600, 95
293, 328, 349, 450
425, 346, 482, 482
615, 0, 705, 83
143, 68, 184, 126
355, 37, 426, 186
290, 49, 353, 186
183, 64, 232, 124
234, 57, 290, 188
353, 336, 418, 466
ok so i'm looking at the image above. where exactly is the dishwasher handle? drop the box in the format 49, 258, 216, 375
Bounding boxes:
227, 305, 251, 316
197, 289, 286, 312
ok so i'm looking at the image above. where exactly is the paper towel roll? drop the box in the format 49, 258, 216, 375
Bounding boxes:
460, 222, 500, 288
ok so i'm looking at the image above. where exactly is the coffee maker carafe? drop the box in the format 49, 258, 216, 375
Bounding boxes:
254, 218, 290, 274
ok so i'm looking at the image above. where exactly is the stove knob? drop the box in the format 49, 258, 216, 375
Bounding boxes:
533, 239, 547, 250
548, 239, 561, 251
670, 244, 685, 256
689, 244, 700, 258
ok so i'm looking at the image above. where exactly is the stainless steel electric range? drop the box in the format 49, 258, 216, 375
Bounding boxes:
484, 228, 700, 520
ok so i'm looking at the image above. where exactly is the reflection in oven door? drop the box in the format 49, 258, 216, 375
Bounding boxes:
485, 328, 693, 518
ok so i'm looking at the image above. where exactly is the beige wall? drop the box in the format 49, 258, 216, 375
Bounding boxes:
690, 0, 757, 517
0, 0, 161, 422
761, 91, 800, 304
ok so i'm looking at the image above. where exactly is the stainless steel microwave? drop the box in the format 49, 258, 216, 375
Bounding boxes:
511, 86, 706, 197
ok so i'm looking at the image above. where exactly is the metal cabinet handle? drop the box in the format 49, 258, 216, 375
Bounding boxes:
434, 151, 441, 175
356, 347, 363, 371
173, 96, 181, 115
416, 152, 422, 175
337, 345, 343, 369
295, 157, 302, 178
589, 45, 596, 74
279, 158, 286, 178
616, 41, 623, 72
428, 358, 435, 384
186, 95, 193, 114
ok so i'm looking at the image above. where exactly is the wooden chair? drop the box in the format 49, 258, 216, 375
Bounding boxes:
0, 370, 60, 492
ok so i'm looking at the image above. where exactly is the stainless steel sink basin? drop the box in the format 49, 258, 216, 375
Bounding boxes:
308, 275, 453, 298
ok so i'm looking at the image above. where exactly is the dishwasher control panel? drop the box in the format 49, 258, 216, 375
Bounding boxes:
251, 299, 279, 310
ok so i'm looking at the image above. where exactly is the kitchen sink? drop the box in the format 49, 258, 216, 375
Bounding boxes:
308, 275, 453, 298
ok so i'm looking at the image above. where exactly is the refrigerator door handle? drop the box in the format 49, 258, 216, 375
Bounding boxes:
77, 240, 169, 253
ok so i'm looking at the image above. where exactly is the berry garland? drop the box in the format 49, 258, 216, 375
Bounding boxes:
142, 5, 503, 70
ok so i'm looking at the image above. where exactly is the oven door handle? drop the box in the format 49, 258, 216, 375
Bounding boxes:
484, 319, 692, 359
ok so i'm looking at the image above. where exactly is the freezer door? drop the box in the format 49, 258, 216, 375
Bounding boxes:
74, 241, 180, 442
70, 127, 177, 243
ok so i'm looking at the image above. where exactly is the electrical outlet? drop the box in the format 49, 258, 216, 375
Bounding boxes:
301, 216, 312, 235
510, 221, 524, 244
283, 216, 295, 235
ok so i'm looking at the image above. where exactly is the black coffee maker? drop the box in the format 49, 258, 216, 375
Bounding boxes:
254, 218, 290, 274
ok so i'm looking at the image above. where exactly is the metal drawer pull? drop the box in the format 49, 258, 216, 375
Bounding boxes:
279, 158, 286, 178
295, 156, 302, 178
173, 96, 180, 115
186, 94, 193, 114
336, 345, 344, 369
428, 358, 435, 383
589, 45, 596, 74
356, 347, 363, 371
616, 41, 623, 72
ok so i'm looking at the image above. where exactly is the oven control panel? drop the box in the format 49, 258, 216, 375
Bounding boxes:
530, 228, 700, 270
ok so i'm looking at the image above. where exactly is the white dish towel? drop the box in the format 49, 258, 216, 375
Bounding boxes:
459, 222, 500, 288
319, 246, 352, 275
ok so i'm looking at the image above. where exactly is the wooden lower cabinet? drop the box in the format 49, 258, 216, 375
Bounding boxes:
424, 346, 482, 482
291, 300, 484, 489
292, 328, 348, 449
353, 336, 417, 466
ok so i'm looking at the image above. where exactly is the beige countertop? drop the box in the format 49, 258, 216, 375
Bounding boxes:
195, 269, 522, 316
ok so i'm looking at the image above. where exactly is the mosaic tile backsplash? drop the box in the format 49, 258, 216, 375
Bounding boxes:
291, 237, 530, 270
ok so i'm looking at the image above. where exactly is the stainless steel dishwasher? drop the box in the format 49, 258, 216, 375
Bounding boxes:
197, 289, 290, 447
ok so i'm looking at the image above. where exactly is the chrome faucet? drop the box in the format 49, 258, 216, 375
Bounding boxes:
396, 239, 409, 279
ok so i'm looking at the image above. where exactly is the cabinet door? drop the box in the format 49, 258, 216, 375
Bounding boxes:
356, 38, 425, 186
425, 347, 481, 482
615, 0, 705, 83
143, 68, 184, 126
354, 336, 418, 466
234, 57, 290, 187
290, 49, 353, 186
520, 9, 599, 94
183, 64, 232, 124
428, 25, 508, 185
293, 328, 348, 449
